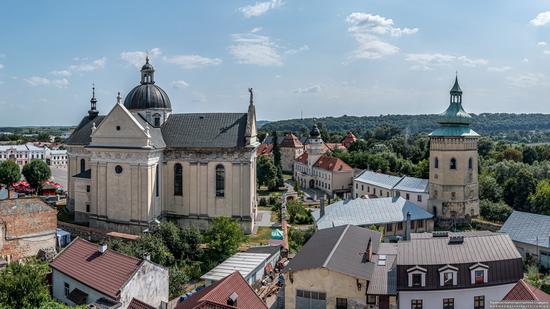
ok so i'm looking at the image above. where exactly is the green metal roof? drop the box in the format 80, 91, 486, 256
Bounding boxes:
450, 76, 462, 93
438, 102, 473, 125
429, 126, 479, 137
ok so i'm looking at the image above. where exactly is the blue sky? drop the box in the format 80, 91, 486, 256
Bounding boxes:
1, 0, 550, 126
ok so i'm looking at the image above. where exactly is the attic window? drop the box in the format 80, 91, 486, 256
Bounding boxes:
116, 126, 121, 131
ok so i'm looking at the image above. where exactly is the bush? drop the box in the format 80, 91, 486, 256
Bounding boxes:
268, 196, 278, 206
259, 197, 267, 207
286, 201, 313, 224
288, 227, 315, 253
203, 217, 245, 265
480, 199, 513, 223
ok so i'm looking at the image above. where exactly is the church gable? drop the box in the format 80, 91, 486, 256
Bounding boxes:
90, 103, 151, 148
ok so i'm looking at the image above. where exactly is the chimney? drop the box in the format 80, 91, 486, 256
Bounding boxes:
405, 211, 411, 241
320, 196, 325, 218
143, 252, 151, 261
98, 242, 107, 254
227, 292, 238, 306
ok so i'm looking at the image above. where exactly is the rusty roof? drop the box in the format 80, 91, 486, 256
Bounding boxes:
50, 238, 143, 299
295, 152, 308, 165
279, 133, 303, 148
0, 197, 56, 216
128, 298, 156, 309
313, 155, 352, 172
503, 279, 550, 302
176, 272, 267, 309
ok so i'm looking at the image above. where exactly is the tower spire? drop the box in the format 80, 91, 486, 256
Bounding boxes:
88, 83, 99, 120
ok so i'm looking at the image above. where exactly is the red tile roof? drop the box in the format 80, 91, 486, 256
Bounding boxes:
50, 238, 143, 299
279, 134, 303, 148
128, 298, 156, 309
313, 155, 353, 172
503, 279, 550, 301
324, 143, 346, 152
341, 132, 358, 148
295, 152, 309, 165
256, 144, 273, 157
176, 272, 267, 309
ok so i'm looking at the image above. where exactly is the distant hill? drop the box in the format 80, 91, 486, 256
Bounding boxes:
260, 113, 550, 136
257, 120, 270, 128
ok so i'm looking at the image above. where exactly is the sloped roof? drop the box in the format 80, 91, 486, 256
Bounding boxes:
176, 272, 267, 309
0, 197, 56, 216
354, 170, 403, 190
394, 176, 429, 193
341, 132, 358, 147
73, 169, 91, 179
162, 113, 248, 149
324, 143, 346, 152
66, 116, 105, 145
201, 252, 270, 282
295, 152, 308, 165
131, 112, 166, 149
50, 238, 143, 299
285, 225, 381, 280
313, 156, 352, 172
128, 298, 156, 309
256, 144, 273, 156
279, 133, 303, 148
500, 211, 550, 249
313, 197, 433, 230
396, 233, 521, 265
503, 279, 550, 302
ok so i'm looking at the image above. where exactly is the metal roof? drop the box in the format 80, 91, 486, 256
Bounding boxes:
66, 116, 106, 145
367, 254, 397, 295
393, 176, 428, 193
314, 197, 433, 230
396, 233, 521, 265
429, 126, 479, 137
500, 211, 550, 249
124, 83, 172, 111
201, 252, 271, 282
354, 170, 403, 190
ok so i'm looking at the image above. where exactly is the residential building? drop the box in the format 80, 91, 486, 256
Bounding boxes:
428, 76, 480, 222
47, 149, 68, 167
176, 271, 268, 309
396, 232, 523, 309
279, 133, 304, 173
256, 143, 273, 158
51, 238, 168, 308
313, 196, 434, 240
201, 250, 279, 285
0, 143, 46, 165
353, 170, 429, 209
341, 131, 358, 148
0, 197, 57, 262
501, 279, 550, 303
65, 59, 259, 234
500, 210, 550, 269
284, 225, 397, 309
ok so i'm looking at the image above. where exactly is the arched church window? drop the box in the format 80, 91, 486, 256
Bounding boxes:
450, 158, 457, 170
174, 163, 183, 196
215, 164, 225, 197
468, 157, 473, 170
155, 165, 160, 197
434, 157, 439, 169
80, 159, 86, 173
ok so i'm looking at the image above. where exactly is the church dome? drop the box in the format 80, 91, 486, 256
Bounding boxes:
123, 57, 172, 111
310, 123, 321, 138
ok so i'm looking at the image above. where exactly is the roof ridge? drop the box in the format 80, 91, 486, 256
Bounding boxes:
322, 225, 350, 268
520, 279, 539, 300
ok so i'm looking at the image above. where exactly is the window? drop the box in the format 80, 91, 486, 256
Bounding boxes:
115, 165, 123, 174
64, 282, 70, 297
86, 185, 90, 193
153, 114, 161, 127
355, 183, 358, 189
443, 272, 454, 286
336, 298, 347, 309
417, 220, 424, 229
174, 163, 183, 196
86, 204, 90, 213
216, 165, 225, 197
386, 192, 390, 197
367, 186, 370, 193
450, 158, 457, 170
434, 157, 439, 169
474, 296, 485, 309
475, 270, 484, 284
80, 159, 85, 173
367, 295, 377, 304
116, 125, 121, 131
411, 299, 422, 309
155, 165, 159, 197
412, 274, 422, 287
406, 193, 410, 200
397, 222, 403, 230
361, 185, 364, 191
443, 298, 454, 309
417, 195, 422, 202
469, 157, 473, 169
386, 223, 393, 232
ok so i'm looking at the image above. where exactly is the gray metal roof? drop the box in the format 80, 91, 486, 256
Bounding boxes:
201, 252, 270, 282
354, 170, 402, 189
393, 177, 428, 193
66, 116, 105, 145
285, 225, 381, 280
410, 231, 495, 239
132, 112, 166, 149
161, 113, 248, 149
500, 211, 550, 249
396, 233, 521, 265
245, 245, 281, 256
124, 84, 172, 111
314, 197, 433, 230
367, 254, 397, 295
72, 169, 91, 179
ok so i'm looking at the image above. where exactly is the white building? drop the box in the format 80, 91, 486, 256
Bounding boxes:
47, 149, 68, 167
0, 143, 46, 165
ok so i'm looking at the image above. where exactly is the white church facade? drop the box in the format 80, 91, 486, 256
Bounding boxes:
66, 58, 259, 234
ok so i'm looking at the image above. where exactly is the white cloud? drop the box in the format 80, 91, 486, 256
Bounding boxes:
0, 64, 4, 69
50, 70, 72, 77
538, 41, 547, 47
24, 76, 69, 88
239, 0, 282, 18
523, 58, 529, 63
487, 66, 512, 72
171, 80, 190, 88
506, 73, 544, 88
120, 48, 162, 68
163, 54, 222, 69
346, 12, 417, 60
251, 27, 263, 33
229, 32, 283, 66
286, 45, 309, 55
404, 53, 488, 71
69, 57, 106, 72
531, 11, 550, 26
294, 85, 321, 94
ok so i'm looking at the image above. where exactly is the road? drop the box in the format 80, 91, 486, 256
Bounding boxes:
50, 166, 68, 189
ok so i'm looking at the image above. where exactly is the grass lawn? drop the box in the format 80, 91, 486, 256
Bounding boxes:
247, 226, 272, 245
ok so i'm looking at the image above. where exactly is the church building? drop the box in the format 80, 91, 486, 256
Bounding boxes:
428, 77, 480, 223
66, 58, 259, 234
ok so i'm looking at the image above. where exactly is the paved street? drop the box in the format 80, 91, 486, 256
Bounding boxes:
256, 210, 273, 227
50, 166, 68, 189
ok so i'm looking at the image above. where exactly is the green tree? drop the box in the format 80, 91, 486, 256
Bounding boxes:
288, 227, 315, 253
271, 131, 281, 168
169, 264, 190, 299
0, 261, 50, 309
479, 174, 502, 202
21, 160, 51, 193
155, 222, 185, 260
503, 168, 536, 211
0, 160, 21, 198
347, 140, 370, 152
203, 217, 245, 264
523, 147, 538, 164
415, 159, 429, 179
480, 199, 513, 223
529, 179, 550, 215
502, 148, 523, 162
179, 226, 203, 261
118, 233, 175, 267
257, 156, 278, 189
37, 132, 50, 142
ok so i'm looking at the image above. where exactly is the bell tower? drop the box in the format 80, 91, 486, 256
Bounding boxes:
428, 76, 480, 224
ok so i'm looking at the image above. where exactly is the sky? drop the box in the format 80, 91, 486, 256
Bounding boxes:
1, 0, 550, 126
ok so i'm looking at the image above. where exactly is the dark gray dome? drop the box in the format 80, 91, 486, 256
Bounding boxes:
124, 84, 171, 110
310, 123, 321, 138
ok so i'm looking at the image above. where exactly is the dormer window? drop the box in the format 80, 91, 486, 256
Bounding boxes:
407, 266, 427, 287
469, 263, 489, 284
438, 265, 458, 286
153, 113, 161, 127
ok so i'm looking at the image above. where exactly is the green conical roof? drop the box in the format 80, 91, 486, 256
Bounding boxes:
450, 76, 462, 93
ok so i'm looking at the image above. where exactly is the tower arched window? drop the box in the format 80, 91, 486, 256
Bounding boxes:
215, 164, 225, 197
434, 157, 439, 169
155, 164, 160, 197
153, 113, 161, 127
80, 159, 86, 173
450, 158, 457, 170
174, 163, 183, 196
468, 157, 473, 170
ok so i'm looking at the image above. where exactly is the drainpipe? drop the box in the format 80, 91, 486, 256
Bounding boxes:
405, 212, 411, 241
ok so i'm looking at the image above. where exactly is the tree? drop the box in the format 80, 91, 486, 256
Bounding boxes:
155, 222, 185, 260
529, 179, 550, 215
256, 156, 278, 189
0, 261, 50, 308
523, 146, 538, 164
480, 199, 513, 223
0, 160, 20, 198
118, 233, 175, 267
203, 217, 245, 264
271, 131, 281, 168
502, 148, 523, 162
479, 174, 502, 202
347, 140, 370, 152
22, 160, 51, 193
37, 132, 50, 142
288, 227, 315, 253
503, 168, 536, 211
